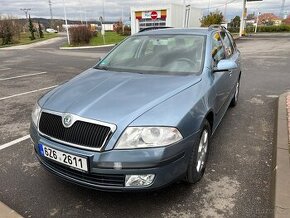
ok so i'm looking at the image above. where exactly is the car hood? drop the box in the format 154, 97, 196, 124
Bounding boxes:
42, 68, 201, 126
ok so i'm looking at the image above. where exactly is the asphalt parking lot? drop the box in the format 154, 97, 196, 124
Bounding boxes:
0, 33, 290, 218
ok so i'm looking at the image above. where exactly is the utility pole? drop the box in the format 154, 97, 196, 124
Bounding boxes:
48, 0, 53, 27
224, 0, 228, 23
20, 8, 31, 33
122, 7, 124, 34
20, 8, 31, 20
280, 0, 286, 18
239, 0, 247, 37
102, 0, 105, 20
182, 0, 186, 28
63, 0, 70, 45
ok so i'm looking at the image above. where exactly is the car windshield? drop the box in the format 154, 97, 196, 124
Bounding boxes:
95, 34, 206, 75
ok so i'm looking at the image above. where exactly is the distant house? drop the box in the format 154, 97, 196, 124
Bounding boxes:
258, 13, 282, 26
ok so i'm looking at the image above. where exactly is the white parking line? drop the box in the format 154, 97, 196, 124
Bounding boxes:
0, 85, 58, 101
0, 135, 30, 151
0, 67, 11, 71
0, 72, 48, 81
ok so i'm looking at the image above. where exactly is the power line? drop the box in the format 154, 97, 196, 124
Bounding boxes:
201, 0, 240, 11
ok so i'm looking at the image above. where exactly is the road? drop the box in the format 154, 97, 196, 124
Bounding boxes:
0, 33, 290, 218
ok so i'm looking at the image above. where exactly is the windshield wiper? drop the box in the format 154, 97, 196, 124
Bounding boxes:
95, 65, 109, 71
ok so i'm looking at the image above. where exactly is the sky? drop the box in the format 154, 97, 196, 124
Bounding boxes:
0, 0, 289, 22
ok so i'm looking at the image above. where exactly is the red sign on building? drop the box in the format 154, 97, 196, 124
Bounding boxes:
151, 11, 158, 20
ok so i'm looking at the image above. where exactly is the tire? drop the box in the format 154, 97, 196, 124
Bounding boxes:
230, 78, 240, 107
184, 120, 211, 184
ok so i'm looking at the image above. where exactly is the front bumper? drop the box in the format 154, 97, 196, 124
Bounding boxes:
30, 124, 199, 191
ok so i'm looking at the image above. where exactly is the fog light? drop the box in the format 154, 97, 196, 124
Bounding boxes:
125, 174, 155, 187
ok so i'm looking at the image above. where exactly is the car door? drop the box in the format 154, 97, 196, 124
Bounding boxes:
220, 31, 240, 98
211, 31, 232, 120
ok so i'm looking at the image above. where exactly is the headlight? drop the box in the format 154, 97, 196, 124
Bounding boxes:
31, 103, 41, 127
115, 127, 183, 149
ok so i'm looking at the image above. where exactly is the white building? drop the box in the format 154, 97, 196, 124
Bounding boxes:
102, 23, 114, 31
130, 3, 202, 34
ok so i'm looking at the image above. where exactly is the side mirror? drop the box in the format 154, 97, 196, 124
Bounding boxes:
213, 59, 237, 72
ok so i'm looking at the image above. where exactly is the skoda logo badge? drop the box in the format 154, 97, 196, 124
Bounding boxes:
62, 114, 73, 128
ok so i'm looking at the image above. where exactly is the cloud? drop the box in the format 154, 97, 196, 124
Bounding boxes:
0, 0, 289, 21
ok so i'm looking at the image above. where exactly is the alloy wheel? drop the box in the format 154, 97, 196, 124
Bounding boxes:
196, 129, 209, 173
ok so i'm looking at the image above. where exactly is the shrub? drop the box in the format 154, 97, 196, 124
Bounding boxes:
257, 25, 290, 32
69, 26, 93, 45
0, 23, 13, 45
0, 15, 21, 45
114, 22, 131, 36
227, 27, 240, 33
28, 15, 36, 40
200, 10, 224, 27
227, 25, 290, 34
38, 21, 44, 38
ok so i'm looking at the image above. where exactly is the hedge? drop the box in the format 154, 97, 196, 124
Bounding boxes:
227, 25, 290, 33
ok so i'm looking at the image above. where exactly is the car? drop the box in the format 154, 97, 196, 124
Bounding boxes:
46, 28, 58, 33
30, 26, 241, 191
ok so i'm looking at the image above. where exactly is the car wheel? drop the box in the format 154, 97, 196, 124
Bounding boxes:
184, 120, 211, 184
230, 78, 240, 107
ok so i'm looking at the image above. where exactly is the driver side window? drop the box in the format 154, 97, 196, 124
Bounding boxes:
211, 32, 225, 66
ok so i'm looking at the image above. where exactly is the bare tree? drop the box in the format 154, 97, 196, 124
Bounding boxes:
0, 15, 21, 45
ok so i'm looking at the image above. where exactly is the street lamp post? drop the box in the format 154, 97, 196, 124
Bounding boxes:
255, 12, 260, 33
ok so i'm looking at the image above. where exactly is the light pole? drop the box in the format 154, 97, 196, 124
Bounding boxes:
207, 0, 211, 14
63, 0, 70, 45
255, 12, 260, 33
224, 0, 228, 23
239, 0, 247, 37
122, 7, 124, 34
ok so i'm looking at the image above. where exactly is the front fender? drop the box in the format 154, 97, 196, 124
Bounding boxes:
130, 80, 211, 138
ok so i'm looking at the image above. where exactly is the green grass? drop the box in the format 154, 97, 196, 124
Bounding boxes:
64, 31, 127, 47
0, 32, 58, 48
90, 32, 127, 46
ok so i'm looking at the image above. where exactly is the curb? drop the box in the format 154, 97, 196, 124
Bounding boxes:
274, 92, 290, 218
0, 202, 23, 218
59, 44, 115, 50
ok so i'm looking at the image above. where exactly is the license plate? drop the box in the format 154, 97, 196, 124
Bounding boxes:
39, 144, 88, 172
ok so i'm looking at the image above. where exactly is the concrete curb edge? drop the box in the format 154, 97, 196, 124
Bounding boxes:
274, 92, 290, 217
59, 44, 115, 50
0, 202, 23, 218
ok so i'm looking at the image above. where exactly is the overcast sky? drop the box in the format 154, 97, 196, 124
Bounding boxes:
0, 0, 289, 21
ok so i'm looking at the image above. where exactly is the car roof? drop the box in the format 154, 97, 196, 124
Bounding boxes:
135, 27, 217, 36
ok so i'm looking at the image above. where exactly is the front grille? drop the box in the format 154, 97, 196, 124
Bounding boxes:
43, 158, 125, 187
39, 112, 111, 149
